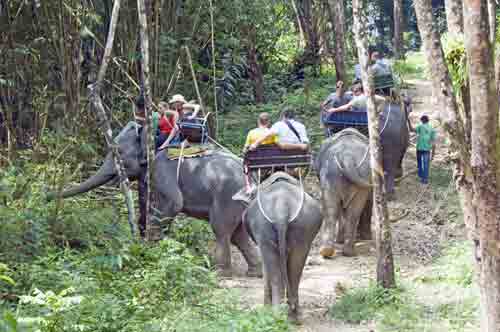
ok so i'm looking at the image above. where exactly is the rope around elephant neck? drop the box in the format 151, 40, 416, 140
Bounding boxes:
256, 169, 306, 225
334, 101, 393, 171
176, 140, 187, 184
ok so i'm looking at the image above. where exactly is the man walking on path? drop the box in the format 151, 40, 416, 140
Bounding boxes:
412, 115, 436, 184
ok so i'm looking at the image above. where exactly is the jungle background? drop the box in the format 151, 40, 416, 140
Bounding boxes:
0, 0, 486, 331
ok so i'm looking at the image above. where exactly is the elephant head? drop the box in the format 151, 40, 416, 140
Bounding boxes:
49, 122, 144, 199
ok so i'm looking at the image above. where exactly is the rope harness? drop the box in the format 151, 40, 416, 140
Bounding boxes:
255, 168, 306, 225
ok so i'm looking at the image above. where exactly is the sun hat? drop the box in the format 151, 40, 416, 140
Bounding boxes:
169, 94, 187, 104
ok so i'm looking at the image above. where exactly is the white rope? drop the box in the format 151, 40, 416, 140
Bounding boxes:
289, 169, 305, 222
207, 136, 243, 162
256, 169, 306, 225
256, 169, 275, 224
176, 140, 187, 184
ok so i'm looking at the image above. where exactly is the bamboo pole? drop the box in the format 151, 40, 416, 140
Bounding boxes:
89, 0, 137, 237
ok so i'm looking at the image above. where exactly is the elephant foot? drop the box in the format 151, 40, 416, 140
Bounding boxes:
288, 307, 301, 325
342, 245, 356, 257
319, 246, 336, 258
216, 268, 232, 278
247, 266, 263, 278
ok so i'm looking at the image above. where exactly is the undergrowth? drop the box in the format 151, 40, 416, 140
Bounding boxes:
0, 136, 290, 332
331, 242, 478, 331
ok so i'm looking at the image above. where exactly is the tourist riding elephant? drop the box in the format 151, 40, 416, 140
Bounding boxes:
49, 122, 261, 278
243, 175, 322, 322
322, 102, 409, 197
315, 129, 374, 258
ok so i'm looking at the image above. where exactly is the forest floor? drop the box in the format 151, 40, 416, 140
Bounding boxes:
219, 79, 479, 331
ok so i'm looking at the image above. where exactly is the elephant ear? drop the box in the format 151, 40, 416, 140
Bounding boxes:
113, 122, 141, 143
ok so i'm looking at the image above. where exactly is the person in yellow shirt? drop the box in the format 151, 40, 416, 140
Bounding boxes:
243, 113, 277, 193
243, 112, 277, 150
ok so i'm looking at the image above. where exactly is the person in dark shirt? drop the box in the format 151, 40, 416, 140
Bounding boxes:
320, 81, 353, 133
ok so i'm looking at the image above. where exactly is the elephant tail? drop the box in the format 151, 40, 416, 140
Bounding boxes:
275, 222, 290, 302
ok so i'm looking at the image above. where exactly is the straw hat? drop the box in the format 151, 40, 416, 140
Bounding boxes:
169, 94, 187, 104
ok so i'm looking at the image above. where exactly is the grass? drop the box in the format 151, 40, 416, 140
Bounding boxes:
393, 51, 428, 82
331, 242, 479, 331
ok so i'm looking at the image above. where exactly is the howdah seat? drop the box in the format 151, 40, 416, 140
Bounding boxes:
243, 145, 312, 182
324, 73, 396, 137
178, 113, 211, 144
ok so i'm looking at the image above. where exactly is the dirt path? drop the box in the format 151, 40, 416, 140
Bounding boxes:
220, 79, 465, 331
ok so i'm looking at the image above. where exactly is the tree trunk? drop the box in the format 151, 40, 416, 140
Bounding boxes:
246, 27, 265, 104
295, 0, 321, 74
291, 0, 306, 48
393, 0, 404, 58
353, 0, 395, 289
444, 0, 464, 36
64, 5, 81, 131
91, 0, 137, 238
326, 0, 347, 82
488, 0, 496, 44
137, 0, 158, 241
463, 1, 500, 331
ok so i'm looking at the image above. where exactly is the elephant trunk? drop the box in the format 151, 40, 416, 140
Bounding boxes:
52, 153, 117, 199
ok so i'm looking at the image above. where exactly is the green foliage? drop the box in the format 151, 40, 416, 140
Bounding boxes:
1, 239, 290, 332
416, 242, 474, 287
442, 34, 467, 97
393, 52, 427, 81
330, 284, 418, 326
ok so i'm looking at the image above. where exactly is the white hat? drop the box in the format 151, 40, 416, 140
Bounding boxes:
169, 94, 187, 104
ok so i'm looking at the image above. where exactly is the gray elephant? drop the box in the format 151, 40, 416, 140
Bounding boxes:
51, 122, 261, 278
242, 174, 322, 322
323, 102, 409, 197
315, 129, 374, 258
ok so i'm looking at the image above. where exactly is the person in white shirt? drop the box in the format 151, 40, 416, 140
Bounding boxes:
249, 108, 309, 151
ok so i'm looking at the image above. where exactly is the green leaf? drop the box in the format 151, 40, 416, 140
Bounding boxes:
0, 275, 15, 286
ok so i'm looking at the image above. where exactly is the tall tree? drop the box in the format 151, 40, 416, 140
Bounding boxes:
89, 0, 137, 237
295, 0, 321, 73
488, 0, 496, 43
444, 0, 464, 36
352, 0, 396, 288
137, 0, 157, 241
463, 0, 500, 330
326, 0, 347, 82
415, 0, 500, 330
393, 0, 404, 58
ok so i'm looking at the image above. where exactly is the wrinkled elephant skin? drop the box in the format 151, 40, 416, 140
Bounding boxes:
52, 123, 261, 278
244, 181, 322, 322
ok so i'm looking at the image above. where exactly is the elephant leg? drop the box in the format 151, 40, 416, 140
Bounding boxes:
214, 235, 232, 277
320, 189, 341, 258
358, 195, 373, 240
385, 170, 396, 201
263, 258, 272, 305
287, 246, 309, 323
231, 223, 262, 278
155, 183, 183, 240
209, 204, 237, 277
336, 215, 345, 244
343, 190, 370, 257
260, 244, 284, 306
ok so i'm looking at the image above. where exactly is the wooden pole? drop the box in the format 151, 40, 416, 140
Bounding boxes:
137, 0, 158, 241
353, 0, 395, 288
90, 0, 137, 237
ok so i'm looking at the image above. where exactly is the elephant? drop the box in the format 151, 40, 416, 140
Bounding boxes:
50, 122, 261, 278
243, 174, 322, 322
314, 129, 375, 258
322, 102, 410, 197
